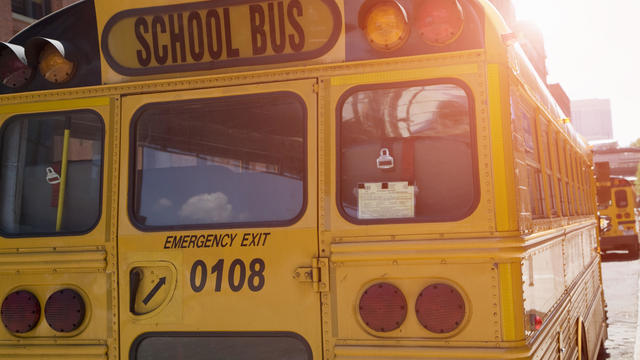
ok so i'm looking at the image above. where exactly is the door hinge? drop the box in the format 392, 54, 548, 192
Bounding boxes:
294, 257, 329, 292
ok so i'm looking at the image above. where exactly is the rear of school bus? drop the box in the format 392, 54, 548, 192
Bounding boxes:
0, 0, 605, 359
598, 177, 639, 257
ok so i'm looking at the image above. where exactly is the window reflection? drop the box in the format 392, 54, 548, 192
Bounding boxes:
340, 83, 477, 222
132, 92, 306, 228
0, 112, 103, 235
615, 189, 628, 208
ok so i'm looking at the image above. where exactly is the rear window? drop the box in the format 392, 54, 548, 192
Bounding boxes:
130, 92, 306, 229
132, 332, 311, 360
615, 189, 628, 208
0, 111, 103, 236
337, 81, 478, 223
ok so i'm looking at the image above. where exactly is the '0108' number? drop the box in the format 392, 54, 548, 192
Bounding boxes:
190, 258, 265, 293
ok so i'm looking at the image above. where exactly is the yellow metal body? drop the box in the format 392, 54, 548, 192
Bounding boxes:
0, 0, 606, 359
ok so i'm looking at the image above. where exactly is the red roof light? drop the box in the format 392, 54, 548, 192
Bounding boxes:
415, 0, 464, 46
0, 42, 33, 88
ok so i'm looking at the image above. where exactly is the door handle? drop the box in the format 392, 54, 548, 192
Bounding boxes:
129, 268, 142, 314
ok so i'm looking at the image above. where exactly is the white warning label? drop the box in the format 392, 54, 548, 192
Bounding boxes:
357, 182, 414, 219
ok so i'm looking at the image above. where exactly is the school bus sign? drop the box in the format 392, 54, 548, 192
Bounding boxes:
100, 0, 341, 76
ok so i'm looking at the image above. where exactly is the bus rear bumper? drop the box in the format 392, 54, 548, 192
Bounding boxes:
333, 344, 531, 359
0, 344, 107, 360
600, 234, 639, 255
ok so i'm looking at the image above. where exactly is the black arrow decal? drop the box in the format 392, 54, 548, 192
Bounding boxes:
142, 277, 167, 305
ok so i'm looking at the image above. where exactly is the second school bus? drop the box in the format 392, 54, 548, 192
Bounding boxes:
0, 0, 606, 359
596, 171, 639, 258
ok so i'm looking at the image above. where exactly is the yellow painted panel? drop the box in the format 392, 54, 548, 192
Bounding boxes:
488, 64, 516, 232
0, 97, 111, 114
333, 259, 501, 342
499, 263, 517, 341
331, 64, 479, 86
117, 79, 322, 360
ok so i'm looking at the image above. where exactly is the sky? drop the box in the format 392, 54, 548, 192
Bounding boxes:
512, 0, 640, 146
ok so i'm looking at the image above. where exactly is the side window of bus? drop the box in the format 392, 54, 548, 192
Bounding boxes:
554, 135, 568, 216
597, 186, 611, 210
131, 92, 306, 229
615, 189, 628, 208
338, 82, 478, 222
0, 111, 104, 236
539, 117, 556, 215
510, 90, 544, 218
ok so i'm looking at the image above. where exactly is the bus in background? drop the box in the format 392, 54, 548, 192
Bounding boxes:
0, 0, 606, 359
596, 162, 639, 259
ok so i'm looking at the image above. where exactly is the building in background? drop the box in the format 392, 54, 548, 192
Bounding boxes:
513, 21, 547, 82
489, 0, 517, 28
548, 83, 571, 117
593, 145, 640, 179
571, 99, 613, 142
1, 0, 77, 41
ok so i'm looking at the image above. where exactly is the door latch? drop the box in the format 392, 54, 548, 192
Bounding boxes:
294, 258, 329, 292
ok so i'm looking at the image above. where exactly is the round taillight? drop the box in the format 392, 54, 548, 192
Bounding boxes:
415, 0, 464, 46
624, 213, 630, 218
0, 45, 32, 88
535, 315, 542, 330
37, 43, 74, 84
616, 213, 622, 219
360, 1, 410, 51
359, 282, 407, 332
415, 283, 465, 333
45, 289, 85, 332
1, 290, 41, 333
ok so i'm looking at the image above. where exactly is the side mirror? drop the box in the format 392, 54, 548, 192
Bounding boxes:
599, 215, 612, 235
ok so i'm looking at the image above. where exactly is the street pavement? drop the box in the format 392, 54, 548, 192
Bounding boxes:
601, 254, 640, 359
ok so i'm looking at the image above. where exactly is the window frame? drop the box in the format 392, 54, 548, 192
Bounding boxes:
127, 91, 309, 232
130, 331, 312, 360
11, 0, 52, 20
335, 78, 480, 225
0, 109, 105, 238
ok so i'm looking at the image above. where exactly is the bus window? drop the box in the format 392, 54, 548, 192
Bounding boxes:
132, 333, 311, 360
131, 92, 306, 229
615, 189, 628, 208
597, 186, 611, 210
0, 111, 103, 236
338, 82, 477, 222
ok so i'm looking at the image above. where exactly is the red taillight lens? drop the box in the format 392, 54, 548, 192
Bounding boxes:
0, 43, 32, 88
528, 313, 543, 330
1, 290, 41, 333
415, 283, 465, 333
45, 289, 85, 332
616, 213, 622, 219
415, 0, 464, 46
624, 213, 630, 218
535, 315, 542, 330
359, 282, 407, 332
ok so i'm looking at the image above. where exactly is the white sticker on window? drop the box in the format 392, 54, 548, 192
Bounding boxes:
357, 181, 414, 219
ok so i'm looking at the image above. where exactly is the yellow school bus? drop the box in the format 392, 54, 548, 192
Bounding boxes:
597, 174, 639, 258
0, 0, 607, 359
